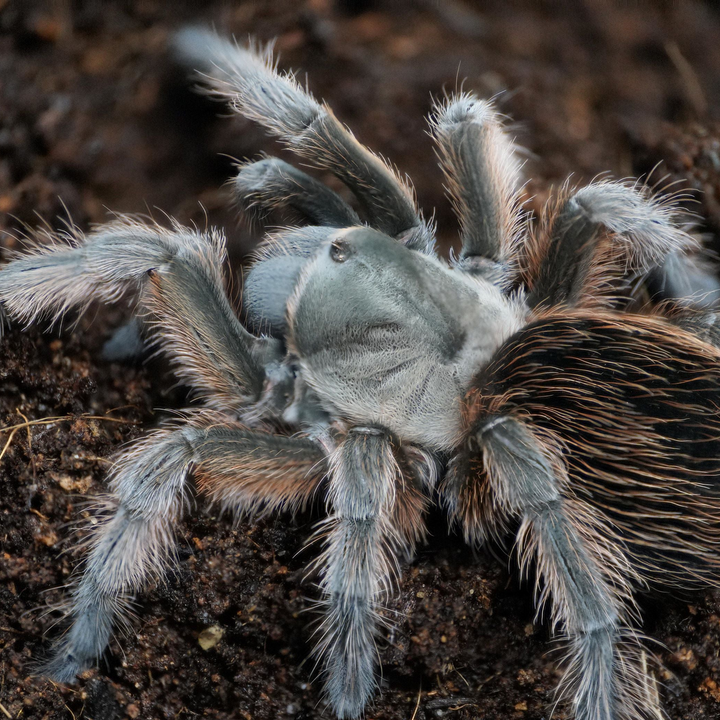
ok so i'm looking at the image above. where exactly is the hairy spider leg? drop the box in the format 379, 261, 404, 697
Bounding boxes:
431, 95, 524, 280
0, 221, 279, 409
235, 157, 361, 228
482, 415, 649, 720
141, 237, 279, 413
525, 182, 695, 310
646, 249, 720, 309
40, 414, 326, 682
312, 427, 428, 719
173, 28, 435, 254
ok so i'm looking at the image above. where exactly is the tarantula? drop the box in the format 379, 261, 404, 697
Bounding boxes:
3, 28, 720, 720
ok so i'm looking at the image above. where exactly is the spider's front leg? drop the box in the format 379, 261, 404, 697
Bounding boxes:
314, 427, 428, 718
432, 95, 524, 281
173, 28, 434, 254
0, 220, 279, 411
444, 415, 650, 720
235, 157, 361, 228
42, 413, 326, 682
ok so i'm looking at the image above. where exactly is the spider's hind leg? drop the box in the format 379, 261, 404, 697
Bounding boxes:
445, 414, 656, 720
42, 415, 326, 682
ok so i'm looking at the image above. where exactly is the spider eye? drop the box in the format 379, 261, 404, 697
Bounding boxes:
329, 238, 353, 263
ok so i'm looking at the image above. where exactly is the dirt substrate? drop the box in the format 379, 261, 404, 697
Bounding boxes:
3, 2, 720, 719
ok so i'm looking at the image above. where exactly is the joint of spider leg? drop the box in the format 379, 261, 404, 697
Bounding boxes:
478, 415, 511, 437
455, 255, 508, 284
347, 426, 387, 437
527, 496, 563, 519
465, 416, 509, 453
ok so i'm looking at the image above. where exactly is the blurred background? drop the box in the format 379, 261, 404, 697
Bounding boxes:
2, 2, 720, 719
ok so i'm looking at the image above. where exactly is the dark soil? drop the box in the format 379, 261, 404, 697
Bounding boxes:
2, 1, 720, 719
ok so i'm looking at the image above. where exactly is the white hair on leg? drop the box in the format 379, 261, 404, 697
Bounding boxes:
172, 28, 435, 253
432, 94, 526, 278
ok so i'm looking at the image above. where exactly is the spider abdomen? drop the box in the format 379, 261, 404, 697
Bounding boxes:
467, 310, 720, 585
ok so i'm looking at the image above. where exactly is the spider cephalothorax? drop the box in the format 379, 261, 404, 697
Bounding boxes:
3, 28, 720, 720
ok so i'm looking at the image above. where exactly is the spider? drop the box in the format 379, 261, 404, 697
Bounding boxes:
2, 27, 720, 720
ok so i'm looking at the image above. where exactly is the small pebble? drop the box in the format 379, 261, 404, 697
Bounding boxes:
198, 625, 224, 650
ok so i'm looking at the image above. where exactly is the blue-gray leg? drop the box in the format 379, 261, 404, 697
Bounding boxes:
173, 28, 435, 254
432, 95, 523, 282
0, 220, 279, 406
315, 427, 404, 718
474, 415, 654, 720
526, 182, 694, 309
40, 415, 326, 682
235, 157, 360, 228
